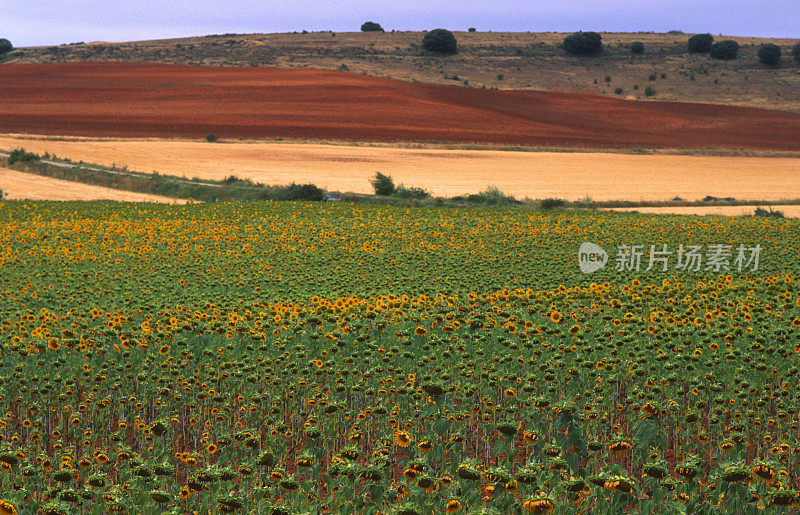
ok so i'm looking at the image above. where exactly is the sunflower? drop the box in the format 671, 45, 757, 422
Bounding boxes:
403, 467, 419, 481
206, 443, 217, 455
0, 501, 17, 515
523, 431, 539, 445
158, 345, 170, 356
394, 430, 411, 447
414, 326, 428, 336
504, 388, 517, 399
418, 440, 434, 453
522, 495, 555, 514
445, 499, 462, 514
549, 312, 563, 324
608, 438, 633, 453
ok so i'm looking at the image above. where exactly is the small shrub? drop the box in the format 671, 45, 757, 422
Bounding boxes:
793, 43, 800, 64
393, 186, 429, 199
709, 40, 739, 60
604, 75, 611, 82
371, 172, 395, 196
205, 133, 218, 142
644, 86, 656, 97
0, 39, 12, 54
277, 183, 325, 201
497, 73, 504, 80
754, 207, 784, 218
563, 31, 603, 56
422, 29, 457, 55
688, 33, 714, 53
648, 73, 657, 81
630, 41, 645, 54
614, 87, 623, 95
758, 43, 781, 67
540, 198, 566, 210
360, 22, 384, 32
7, 148, 39, 164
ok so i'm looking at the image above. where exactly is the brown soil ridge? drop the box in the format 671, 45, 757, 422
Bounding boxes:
1, 62, 799, 150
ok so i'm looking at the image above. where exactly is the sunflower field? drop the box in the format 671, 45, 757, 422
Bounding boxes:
0, 200, 798, 514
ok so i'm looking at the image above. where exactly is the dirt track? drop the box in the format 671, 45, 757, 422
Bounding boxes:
3, 136, 799, 201
1, 63, 800, 150
0, 167, 184, 203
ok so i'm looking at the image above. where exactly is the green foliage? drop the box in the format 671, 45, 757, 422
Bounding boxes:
644, 86, 656, 96
757, 43, 781, 66
360, 21, 384, 32
393, 185, 429, 199
205, 132, 218, 142
422, 29, 457, 54
754, 207, 784, 218
793, 43, 800, 64
371, 172, 395, 196
563, 31, 603, 56
2, 154, 328, 202
687, 34, 714, 53
275, 183, 325, 201
614, 87, 624, 95
468, 27, 477, 32
539, 198, 565, 210
630, 41, 645, 54
453, 186, 518, 206
709, 40, 740, 60
0, 38, 11, 54
7, 148, 39, 164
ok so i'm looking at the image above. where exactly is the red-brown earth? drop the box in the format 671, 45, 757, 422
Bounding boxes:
1, 62, 799, 150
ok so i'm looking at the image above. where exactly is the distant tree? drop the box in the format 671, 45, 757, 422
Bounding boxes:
687, 33, 714, 53
709, 40, 739, 60
793, 43, 800, 64
422, 29, 457, 54
630, 41, 645, 55
758, 43, 781, 66
468, 27, 477, 33
0, 39, 12, 54
563, 31, 603, 56
205, 133, 218, 142
360, 21, 384, 32
371, 172, 395, 196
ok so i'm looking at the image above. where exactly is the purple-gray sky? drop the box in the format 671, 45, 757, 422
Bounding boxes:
2, 0, 797, 48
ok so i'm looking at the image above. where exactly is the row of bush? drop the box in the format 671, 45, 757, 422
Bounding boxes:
1, 149, 326, 202
354, 26, 800, 65
369, 172, 570, 208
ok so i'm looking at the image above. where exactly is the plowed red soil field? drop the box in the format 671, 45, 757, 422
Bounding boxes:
1, 62, 799, 150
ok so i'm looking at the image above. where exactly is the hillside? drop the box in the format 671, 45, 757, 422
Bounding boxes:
2, 31, 799, 112
2, 62, 800, 150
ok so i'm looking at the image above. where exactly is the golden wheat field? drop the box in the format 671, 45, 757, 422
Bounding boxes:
2, 135, 800, 202
0, 167, 184, 203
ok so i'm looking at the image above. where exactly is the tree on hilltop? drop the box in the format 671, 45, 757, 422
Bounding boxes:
361, 22, 384, 32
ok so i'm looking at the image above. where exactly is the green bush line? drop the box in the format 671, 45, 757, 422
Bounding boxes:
0, 152, 324, 202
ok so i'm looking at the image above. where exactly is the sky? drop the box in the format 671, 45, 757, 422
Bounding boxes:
2, 0, 797, 48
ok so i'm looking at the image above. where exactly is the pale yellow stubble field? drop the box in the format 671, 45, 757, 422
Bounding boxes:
2, 135, 799, 202
0, 167, 185, 203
